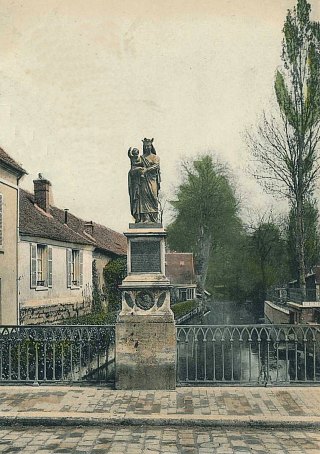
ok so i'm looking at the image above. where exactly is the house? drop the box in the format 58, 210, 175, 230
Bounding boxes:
165, 252, 197, 303
0, 148, 26, 324
48, 207, 127, 291
18, 177, 126, 325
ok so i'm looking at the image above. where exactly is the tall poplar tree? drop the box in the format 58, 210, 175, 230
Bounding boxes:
287, 199, 320, 279
248, 0, 320, 289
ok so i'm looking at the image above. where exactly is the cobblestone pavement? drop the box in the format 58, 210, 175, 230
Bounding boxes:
0, 386, 320, 427
0, 425, 320, 453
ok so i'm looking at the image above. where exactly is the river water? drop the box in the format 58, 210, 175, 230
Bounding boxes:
177, 300, 312, 384
187, 300, 263, 325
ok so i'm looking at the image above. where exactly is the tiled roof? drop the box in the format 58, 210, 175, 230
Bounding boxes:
50, 206, 127, 256
19, 190, 94, 246
165, 252, 196, 285
0, 147, 27, 175
19, 189, 127, 255
85, 222, 127, 256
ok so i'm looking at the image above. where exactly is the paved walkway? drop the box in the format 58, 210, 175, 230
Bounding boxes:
1, 425, 320, 453
0, 386, 320, 428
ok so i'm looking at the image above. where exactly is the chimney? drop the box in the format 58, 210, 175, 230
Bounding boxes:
84, 221, 94, 236
64, 209, 69, 224
33, 177, 54, 213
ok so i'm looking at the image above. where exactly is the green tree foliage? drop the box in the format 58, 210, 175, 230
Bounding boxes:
206, 226, 252, 301
103, 257, 127, 312
248, 0, 320, 288
287, 199, 320, 279
249, 221, 289, 301
167, 154, 240, 297
208, 218, 289, 304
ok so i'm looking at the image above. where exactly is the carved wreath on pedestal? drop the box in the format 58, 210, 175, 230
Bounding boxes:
124, 290, 167, 311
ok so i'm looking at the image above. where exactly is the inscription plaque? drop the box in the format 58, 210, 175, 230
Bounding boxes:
131, 240, 161, 273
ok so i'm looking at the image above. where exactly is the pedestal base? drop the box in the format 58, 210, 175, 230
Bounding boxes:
115, 313, 176, 390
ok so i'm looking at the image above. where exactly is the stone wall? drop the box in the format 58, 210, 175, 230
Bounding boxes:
287, 304, 316, 324
264, 301, 290, 324
20, 299, 92, 325
297, 307, 314, 323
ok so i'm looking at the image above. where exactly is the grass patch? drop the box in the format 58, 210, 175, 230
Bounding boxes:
61, 310, 118, 325
172, 299, 198, 320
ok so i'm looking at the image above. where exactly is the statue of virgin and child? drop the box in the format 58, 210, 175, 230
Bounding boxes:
127, 138, 161, 223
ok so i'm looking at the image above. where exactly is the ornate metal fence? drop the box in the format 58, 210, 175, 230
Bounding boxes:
267, 287, 320, 304
0, 325, 115, 384
176, 324, 320, 386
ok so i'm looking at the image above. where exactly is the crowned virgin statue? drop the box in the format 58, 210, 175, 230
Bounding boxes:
128, 138, 161, 223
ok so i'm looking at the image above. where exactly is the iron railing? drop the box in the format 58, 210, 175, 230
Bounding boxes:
267, 287, 320, 305
0, 325, 115, 384
176, 324, 320, 386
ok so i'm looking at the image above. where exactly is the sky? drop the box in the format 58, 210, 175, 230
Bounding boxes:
0, 0, 319, 233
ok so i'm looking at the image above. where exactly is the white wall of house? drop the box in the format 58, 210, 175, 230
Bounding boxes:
19, 238, 93, 309
0, 171, 19, 324
0, 168, 18, 186
93, 250, 114, 290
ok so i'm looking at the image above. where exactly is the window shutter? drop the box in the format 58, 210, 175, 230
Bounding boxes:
66, 249, 72, 288
79, 250, 83, 287
30, 244, 37, 288
0, 194, 3, 247
48, 246, 53, 288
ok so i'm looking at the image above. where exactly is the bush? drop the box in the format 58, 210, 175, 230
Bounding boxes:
171, 299, 198, 320
61, 310, 117, 325
103, 257, 127, 312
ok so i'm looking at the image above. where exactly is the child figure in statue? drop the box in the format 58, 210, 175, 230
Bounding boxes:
128, 147, 143, 169
128, 147, 144, 223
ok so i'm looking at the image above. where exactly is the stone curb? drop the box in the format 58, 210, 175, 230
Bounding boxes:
1, 413, 320, 429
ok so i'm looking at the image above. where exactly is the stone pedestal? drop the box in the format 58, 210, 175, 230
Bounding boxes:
116, 313, 176, 389
115, 224, 176, 390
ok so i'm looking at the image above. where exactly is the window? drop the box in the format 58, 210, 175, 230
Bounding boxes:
30, 244, 52, 289
179, 289, 187, 301
187, 288, 195, 300
0, 194, 3, 248
36, 245, 45, 285
179, 288, 195, 301
67, 249, 83, 288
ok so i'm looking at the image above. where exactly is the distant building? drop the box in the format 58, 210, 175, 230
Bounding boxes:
0, 148, 26, 324
305, 266, 320, 302
165, 252, 197, 302
287, 267, 320, 324
18, 177, 126, 325
265, 267, 320, 325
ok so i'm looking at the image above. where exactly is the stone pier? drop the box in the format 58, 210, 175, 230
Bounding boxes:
115, 223, 176, 390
